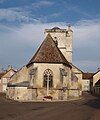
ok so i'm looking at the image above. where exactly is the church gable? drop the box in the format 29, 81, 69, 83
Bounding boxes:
27, 34, 71, 68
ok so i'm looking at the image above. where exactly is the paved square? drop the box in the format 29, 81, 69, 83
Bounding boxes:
0, 93, 100, 120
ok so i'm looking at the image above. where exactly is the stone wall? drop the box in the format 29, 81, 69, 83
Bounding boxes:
68, 89, 79, 98
7, 87, 33, 101
9, 66, 28, 84
28, 63, 71, 89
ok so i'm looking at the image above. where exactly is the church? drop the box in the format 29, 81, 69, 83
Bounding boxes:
6, 26, 83, 101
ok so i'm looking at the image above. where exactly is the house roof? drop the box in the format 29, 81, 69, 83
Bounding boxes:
90, 70, 100, 78
95, 79, 100, 86
8, 81, 30, 87
27, 34, 71, 68
2, 69, 16, 78
0, 73, 5, 79
82, 73, 94, 79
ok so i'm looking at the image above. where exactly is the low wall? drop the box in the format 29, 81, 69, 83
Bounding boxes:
68, 89, 80, 98
7, 87, 80, 101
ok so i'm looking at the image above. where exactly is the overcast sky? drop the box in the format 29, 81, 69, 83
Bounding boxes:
0, 0, 100, 72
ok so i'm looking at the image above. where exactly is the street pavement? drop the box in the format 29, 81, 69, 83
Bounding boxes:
0, 93, 100, 120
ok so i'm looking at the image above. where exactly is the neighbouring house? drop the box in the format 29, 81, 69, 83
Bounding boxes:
7, 26, 83, 101
82, 73, 94, 92
0, 73, 6, 92
0, 66, 16, 93
90, 69, 100, 95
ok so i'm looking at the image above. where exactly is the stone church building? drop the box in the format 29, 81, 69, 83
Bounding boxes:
7, 26, 82, 101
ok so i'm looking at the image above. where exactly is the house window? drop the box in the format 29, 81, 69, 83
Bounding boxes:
84, 85, 89, 88
87, 81, 89, 84
85, 81, 89, 84
2, 78, 7, 83
3, 85, 7, 91
43, 69, 53, 88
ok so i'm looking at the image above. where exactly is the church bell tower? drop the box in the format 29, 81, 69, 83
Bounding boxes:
45, 26, 73, 63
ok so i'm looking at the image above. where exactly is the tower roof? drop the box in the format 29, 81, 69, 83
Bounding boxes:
51, 27, 61, 30
27, 34, 71, 68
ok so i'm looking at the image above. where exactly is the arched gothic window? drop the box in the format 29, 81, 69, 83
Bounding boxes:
43, 69, 53, 88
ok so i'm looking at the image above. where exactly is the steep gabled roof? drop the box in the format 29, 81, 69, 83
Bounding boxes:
27, 34, 71, 68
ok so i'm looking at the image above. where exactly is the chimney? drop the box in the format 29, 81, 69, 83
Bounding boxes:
67, 24, 73, 32
1, 67, 5, 73
97, 68, 100, 71
8, 65, 12, 71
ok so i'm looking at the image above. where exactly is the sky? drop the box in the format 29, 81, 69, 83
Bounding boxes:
0, 0, 100, 72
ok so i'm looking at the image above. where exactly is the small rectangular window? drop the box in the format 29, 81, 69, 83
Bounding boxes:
2, 78, 7, 83
84, 85, 89, 88
3, 85, 7, 91
87, 81, 89, 84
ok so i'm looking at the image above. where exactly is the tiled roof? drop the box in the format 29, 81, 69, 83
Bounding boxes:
27, 34, 71, 68
0, 73, 5, 79
82, 73, 94, 79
